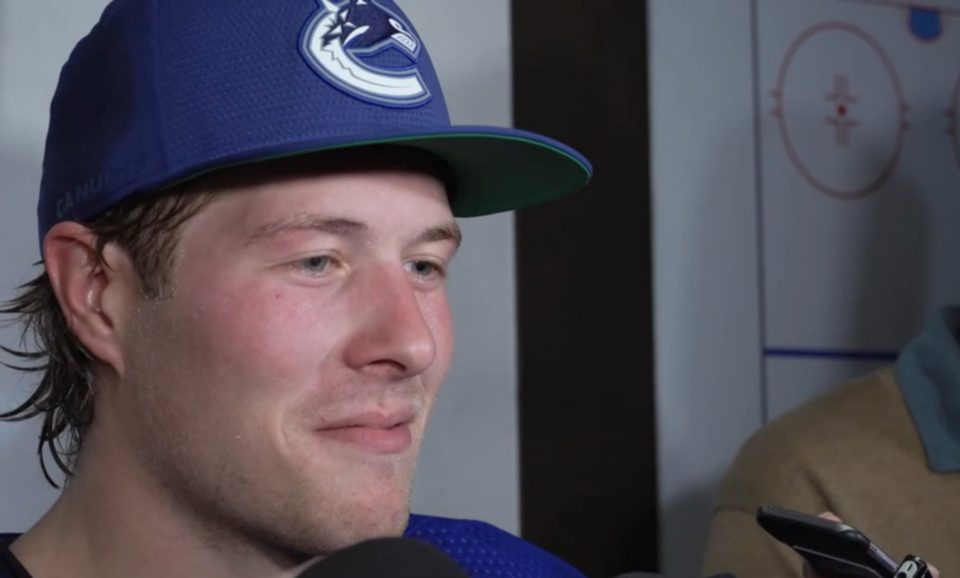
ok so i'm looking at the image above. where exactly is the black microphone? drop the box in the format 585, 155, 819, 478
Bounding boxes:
296, 537, 470, 578
614, 572, 737, 578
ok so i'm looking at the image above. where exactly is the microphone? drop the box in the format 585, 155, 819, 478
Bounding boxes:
295, 537, 470, 578
614, 572, 737, 578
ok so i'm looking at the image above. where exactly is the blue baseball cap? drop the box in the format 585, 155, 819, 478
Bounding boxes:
37, 0, 593, 253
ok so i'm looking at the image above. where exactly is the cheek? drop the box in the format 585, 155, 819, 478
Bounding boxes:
194, 285, 337, 381
172, 266, 347, 408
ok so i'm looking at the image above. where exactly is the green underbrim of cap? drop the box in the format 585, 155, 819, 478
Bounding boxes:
166, 131, 593, 217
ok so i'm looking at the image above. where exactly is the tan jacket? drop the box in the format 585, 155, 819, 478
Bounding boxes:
701, 367, 960, 578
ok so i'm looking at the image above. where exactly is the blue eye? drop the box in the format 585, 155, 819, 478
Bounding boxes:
297, 256, 333, 274
406, 260, 445, 279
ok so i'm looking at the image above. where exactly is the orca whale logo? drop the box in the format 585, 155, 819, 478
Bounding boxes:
300, 0, 432, 107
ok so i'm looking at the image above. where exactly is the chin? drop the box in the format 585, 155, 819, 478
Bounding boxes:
333, 483, 412, 533
366, 494, 411, 534
322, 505, 410, 553
267, 495, 410, 559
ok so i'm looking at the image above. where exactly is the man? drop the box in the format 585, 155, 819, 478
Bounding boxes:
0, 1, 598, 577
701, 309, 955, 578
0, 2, 929, 578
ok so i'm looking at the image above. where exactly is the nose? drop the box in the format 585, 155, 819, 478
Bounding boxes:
342, 265, 438, 378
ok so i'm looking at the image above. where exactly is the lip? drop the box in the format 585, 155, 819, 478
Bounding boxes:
316, 409, 416, 454
316, 423, 413, 453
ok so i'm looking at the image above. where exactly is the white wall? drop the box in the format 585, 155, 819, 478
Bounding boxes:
0, 0, 100, 525
0, 0, 519, 536
649, 2, 764, 577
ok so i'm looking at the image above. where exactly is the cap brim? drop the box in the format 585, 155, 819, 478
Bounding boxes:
166, 126, 593, 217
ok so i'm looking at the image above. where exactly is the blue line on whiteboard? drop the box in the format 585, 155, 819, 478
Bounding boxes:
764, 348, 899, 361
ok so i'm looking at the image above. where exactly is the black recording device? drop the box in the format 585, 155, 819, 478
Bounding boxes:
756, 505, 932, 578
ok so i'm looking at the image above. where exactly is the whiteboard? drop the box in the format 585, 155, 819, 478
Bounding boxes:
758, 0, 960, 417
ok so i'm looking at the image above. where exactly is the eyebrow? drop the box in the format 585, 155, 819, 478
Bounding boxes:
245, 215, 367, 245
244, 214, 462, 249
415, 221, 462, 249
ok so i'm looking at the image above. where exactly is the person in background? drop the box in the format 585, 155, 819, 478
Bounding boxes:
701, 307, 958, 578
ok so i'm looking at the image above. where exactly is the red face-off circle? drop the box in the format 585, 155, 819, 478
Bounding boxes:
771, 21, 907, 200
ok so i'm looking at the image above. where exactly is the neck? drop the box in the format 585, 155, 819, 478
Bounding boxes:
10, 427, 314, 578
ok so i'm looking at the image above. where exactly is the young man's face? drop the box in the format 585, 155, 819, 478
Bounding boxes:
113, 160, 459, 557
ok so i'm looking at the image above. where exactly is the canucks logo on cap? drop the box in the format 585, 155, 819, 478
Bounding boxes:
300, 0, 432, 107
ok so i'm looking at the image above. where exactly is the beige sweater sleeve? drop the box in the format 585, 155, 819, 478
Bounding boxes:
702, 370, 938, 578
699, 418, 837, 578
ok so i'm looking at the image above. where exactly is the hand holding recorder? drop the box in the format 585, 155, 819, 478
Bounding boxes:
756, 506, 939, 578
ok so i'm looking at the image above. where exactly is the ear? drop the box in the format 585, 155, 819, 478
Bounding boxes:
42, 222, 138, 378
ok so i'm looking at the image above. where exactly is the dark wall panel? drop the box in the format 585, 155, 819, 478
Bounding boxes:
512, 1, 658, 577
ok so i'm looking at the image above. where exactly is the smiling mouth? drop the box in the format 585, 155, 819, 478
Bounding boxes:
316, 423, 413, 454
315, 409, 417, 454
